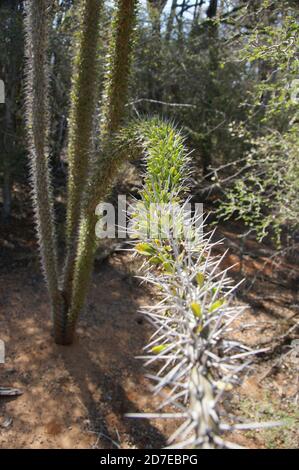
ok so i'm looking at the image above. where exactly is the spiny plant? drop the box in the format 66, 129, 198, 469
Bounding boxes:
24, 0, 194, 345
24, 0, 280, 447
125, 126, 281, 448
63, 0, 103, 303
25, 0, 138, 344
25, 0, 63, 326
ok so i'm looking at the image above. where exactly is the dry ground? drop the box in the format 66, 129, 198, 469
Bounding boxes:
0, 252, 177, 449
0, 188, 298, 449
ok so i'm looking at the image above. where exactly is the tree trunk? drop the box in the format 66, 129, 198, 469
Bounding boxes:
165, 0, 177, 41
202, 0, 219, 177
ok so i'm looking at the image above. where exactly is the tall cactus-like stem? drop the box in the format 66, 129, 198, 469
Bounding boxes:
58, 0, 103, 344
24, 0, 138, 345
24, 0, 63, 329
67, 0, 138, 330
63, 0, 103, 307
99, 0, 138, 139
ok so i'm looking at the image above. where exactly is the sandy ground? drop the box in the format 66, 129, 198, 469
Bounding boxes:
0, 253, 177, 449
0, 205, 298, 449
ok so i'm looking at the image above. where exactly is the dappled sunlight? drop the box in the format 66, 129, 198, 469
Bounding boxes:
0, 256, 170, 449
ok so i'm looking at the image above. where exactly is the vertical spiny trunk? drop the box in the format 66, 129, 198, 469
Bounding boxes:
25, 0, 138, 344
68, 0, 138, 329
62, 0, 103, 308
24, 0, 64, 336
99, 0, 138, 139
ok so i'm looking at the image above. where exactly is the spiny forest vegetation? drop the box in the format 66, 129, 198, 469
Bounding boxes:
0, 0, 298, 450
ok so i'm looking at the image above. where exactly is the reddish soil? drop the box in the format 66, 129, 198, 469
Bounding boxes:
0, 188, 298, 449
0, 251, 178, 449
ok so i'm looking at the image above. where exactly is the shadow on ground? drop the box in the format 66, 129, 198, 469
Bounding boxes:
0, 254, 172, 449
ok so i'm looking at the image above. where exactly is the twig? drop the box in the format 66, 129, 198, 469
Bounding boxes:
127, 98, 196, 108
0, 387, 23, 397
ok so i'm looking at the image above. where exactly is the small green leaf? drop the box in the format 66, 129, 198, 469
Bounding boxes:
162, 261, 173, 273
151, 344, 170, 354
190, 302, 202, 318
135, 242, 155, 256
196, 272, 205, 287
209, 298, 225, 313
149, 255, 161, 265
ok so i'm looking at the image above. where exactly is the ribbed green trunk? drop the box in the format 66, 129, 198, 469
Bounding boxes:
63, 0, 103, 309
67, 0, 138, 331
25, 0, 138, 345
25, 0, 65, 341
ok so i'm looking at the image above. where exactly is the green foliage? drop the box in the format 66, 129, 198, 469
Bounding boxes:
0, 1, 26, 219
219, 130, 299, 244
139, 119, 190, 203
131, 0, 298, 247
120, 117, 190, 201
133, 2, 250, 173
216, 3, 299, 244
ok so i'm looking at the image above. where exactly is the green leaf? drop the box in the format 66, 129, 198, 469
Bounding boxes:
209, 298, 225, 313
162, 261, 173, 273
135, 242, 155, 256
151, 344, 170, 354
196, 272, 205, 287
190, 302, 202, 318
149, 255, 161, 265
